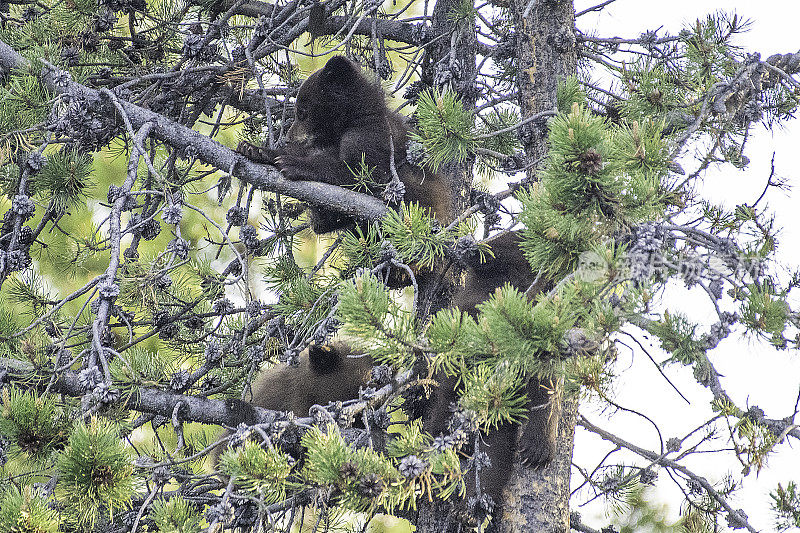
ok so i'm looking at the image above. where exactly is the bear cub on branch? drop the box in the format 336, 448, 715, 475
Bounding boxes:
248, 341, 373, 417
242, 232, 559, 513
210, 342, 373, 465
238, 55, 452, 233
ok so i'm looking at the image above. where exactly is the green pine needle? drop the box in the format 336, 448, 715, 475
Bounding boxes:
302, 425, 402, 512
519, 188, 600, 280
556, 76, 587, 114
0, 387, 71, 463
219, 441, 293, 502
427, 307, 487, 376
476, 109, 521, 176
741, 282, 790, 341
56, 418, 138, 529
460, 364, 528, 428
338, 272, 416, 367
0, 486, 61, 533
611, 118, 670, 175
477, 284, 576, 375
35, 149, 94, 214
412, 89, 477, 172
382, 203, 455, 270
646, 311, 706, 366
340, 224, 382, 275
149, 495, 203, 533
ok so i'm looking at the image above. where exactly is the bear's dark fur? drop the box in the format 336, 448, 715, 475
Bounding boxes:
420, 230, 558, 507
247, 341, 373, 416
238, 231, 558, 517
238, 55, 452, 233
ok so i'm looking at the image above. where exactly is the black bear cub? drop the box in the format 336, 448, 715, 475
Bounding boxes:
238, 55, 452, 233
248, 341, 373, 417
210, 342, 373, 465
239, 232, 558, 517
432, 230, 559, 505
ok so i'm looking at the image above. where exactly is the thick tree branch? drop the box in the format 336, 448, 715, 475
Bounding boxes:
217, 0, 499, 57
0, 357, 410, 432
220, 0, 430, 45
0, 39, 389, 223
0, 360, 273, 427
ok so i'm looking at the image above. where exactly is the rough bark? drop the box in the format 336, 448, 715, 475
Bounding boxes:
511, 0, 577, 163
496, 1, 578, 531
421, 0, 478, 216
414, 0, 477, 529
418, 0, 576, 530
499, 397, 578, 532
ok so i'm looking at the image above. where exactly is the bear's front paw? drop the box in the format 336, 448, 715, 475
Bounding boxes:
519, 439, 554, 468
518, 424, 555, 468
236, 141, 279, 165
275, 154, 309, 181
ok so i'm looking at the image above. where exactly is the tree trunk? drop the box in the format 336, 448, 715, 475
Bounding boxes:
511, 0, 577, 162
498, 397, 578, 532
418, 1, 576, 531
496, 1, 578, 531
414, 0, 477, 529
423, 0, 477, 211
415, 0, 477, 324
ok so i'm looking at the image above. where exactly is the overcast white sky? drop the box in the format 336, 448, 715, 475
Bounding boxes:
572, 1, 800, 530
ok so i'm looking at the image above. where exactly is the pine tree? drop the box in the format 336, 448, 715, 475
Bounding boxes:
0, 1, 798, 532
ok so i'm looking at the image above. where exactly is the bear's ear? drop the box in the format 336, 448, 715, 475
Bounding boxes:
321, 56, 358, 85
307, 343, 344, 374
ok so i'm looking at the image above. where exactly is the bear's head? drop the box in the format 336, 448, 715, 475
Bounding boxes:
287, 56, 387, 147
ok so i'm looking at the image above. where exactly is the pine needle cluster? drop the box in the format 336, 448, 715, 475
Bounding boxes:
337, 272, 416, 368
0, 387, 71, 463
411, 89, 478, 172
520, 94, 672, 281
0, 486, 60, 533
301, 425, 402, 512
149, 495, 203, 533
381, 203, 457, 270
55, 418, 138, 529
219, 441, 294, 503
